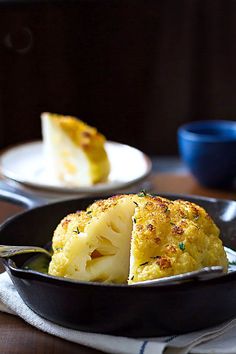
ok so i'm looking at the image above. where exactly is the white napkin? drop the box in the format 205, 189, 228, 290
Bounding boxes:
1, 271, 236, 354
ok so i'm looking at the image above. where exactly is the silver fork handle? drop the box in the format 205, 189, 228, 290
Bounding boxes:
0, 245, 51, 258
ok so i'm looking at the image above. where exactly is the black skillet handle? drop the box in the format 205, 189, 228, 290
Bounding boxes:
0, 182, 46, 209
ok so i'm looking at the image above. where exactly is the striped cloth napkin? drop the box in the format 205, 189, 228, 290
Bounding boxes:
1, 271, 236, 354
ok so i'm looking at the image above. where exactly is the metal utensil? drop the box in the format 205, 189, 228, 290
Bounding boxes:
130, 266, 225, 286
0, 245, 51, 258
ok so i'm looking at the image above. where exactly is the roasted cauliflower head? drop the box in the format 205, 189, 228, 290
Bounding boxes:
48, 193, 228, 284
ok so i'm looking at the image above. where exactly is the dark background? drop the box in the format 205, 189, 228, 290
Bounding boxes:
0, 0, 236, 155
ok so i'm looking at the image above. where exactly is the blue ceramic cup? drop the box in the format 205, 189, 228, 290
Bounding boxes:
178, 120, 236, 188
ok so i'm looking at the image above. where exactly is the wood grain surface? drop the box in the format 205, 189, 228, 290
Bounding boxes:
0, 172, 235, 354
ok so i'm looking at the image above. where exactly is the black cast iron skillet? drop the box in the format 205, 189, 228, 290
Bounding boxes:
0, 186, 236, 338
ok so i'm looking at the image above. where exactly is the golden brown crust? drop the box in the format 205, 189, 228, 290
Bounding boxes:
43, 113, 105, 148
128, 195, 228, 283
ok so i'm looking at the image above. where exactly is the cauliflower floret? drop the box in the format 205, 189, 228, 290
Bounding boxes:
48, 195, 137, 283
48, 193, 228, 284
41, 112, 110, 186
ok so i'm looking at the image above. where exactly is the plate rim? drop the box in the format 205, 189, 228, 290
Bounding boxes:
0, 140, 152, 194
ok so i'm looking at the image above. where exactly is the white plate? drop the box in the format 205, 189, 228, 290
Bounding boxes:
0, 141, 152, 194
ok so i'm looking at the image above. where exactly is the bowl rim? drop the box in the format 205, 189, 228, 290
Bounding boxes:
178, 120, 236, 142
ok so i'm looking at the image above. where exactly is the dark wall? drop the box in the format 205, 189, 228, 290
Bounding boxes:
0, 0, 236, 155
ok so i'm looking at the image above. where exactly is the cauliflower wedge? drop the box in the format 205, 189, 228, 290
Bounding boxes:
48, 195, 138, 283
41, 112, 110, 186
48, 193, 228, 284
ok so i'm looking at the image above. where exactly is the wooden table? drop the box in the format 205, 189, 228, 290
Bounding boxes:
0, 172, 235, 354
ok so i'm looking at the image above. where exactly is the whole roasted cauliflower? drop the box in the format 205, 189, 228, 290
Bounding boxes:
48, 193, 228, 284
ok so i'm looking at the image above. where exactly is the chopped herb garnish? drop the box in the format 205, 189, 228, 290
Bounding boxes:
229, 261, 236, 266
133, 201, 139, 207
131, 275, 134, 280
73, 227, 80, 234
86, 210, 92, 215
138, 190, 147, 197
55, 247, 63, 251
170, 222, 175, 225
140, 261, 149, 266
137, 190, 154, 197
179, 242, 185, 251
133, 218, 137, 223
150, 255, 161, 259
165, 206, 170, 213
